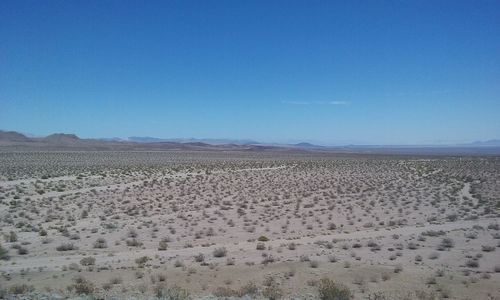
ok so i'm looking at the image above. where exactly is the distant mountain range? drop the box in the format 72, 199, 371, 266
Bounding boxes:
0, 130, 283, 152
469, 139, 500, 146
126, 136, 259, 145
1, 130, 500, 155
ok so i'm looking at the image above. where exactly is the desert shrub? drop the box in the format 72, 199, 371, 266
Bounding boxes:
194, 253, 205, 263
407, 242, 418, 250
213, 247, 227, 257
262, 281, 283, 300
212, 283, 257, 298
102, 282, 112, 291
394, 264, 403, 273
156, 273, 167, 282
174, 259, 184, 268
310, 260, 319, 268
465, 232, 477, 239
93, 238, 107, 249
481, 245, 495, 252
8, 284, 34, 295
135, 256, 150, 267
422, 230, 445, 237
80, 256, 96, 266
439, 238, 454, 249
488, 223, 499, 230
446, 214, 458, 222
8, 231, 18, 242
17, 246, 28, 255
109, 276, 122, 285
128, 228, 138, 238
466, 259, 479, 268
238, 282, 258, 297
300, 255, 310, 262
0, 243, 10, 260
126, 238, 142, 247
56, 243, 77, 251
70, 276, 95, 295
158, 240, 168, 251
69, 263, 81, 271
256, 242, 266, 250
352, 243, 362, 248
414, 290, 439, 300
258, 235, 269, 242
213, 287, 238, 297
134, 270, 144, 279
426, 276, 437, 285
317, 278, 352, 300
328, 223, 337, 230
155, 284, 190, 300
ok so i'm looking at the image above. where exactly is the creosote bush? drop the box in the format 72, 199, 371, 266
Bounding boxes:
56, 243, 77, 251
317, 278, 352, 300
93, 238, 107, 249
70, 276, 95, 295
155, 284, 190, 300
0, 243, 9, 260
80, 256, 96, 266
258, 235, 269, 242
213, 247, 227, 257
256, 242, 266, 250
7, 284, 34, 295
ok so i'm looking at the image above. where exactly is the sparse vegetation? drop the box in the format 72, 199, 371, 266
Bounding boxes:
0, 151, 498, 299
317, 278, 352, 300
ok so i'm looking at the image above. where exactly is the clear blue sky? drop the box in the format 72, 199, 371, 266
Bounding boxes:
1, 1, 499, 145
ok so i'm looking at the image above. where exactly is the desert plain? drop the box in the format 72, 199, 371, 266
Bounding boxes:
0, 151, 499, 299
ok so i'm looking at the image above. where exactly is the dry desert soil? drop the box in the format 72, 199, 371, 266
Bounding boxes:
0, 151, 499, 299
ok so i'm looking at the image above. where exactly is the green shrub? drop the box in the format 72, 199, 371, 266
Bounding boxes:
258, 235, 269, 242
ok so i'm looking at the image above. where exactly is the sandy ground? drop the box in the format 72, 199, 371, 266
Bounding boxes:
0, 151, 499, 299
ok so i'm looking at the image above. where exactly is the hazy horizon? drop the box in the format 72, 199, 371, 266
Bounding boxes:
1, 1, 500, 145
2, 127, 500, 147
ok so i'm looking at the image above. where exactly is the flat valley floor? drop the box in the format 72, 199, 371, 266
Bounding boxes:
0, 151, 499, 299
